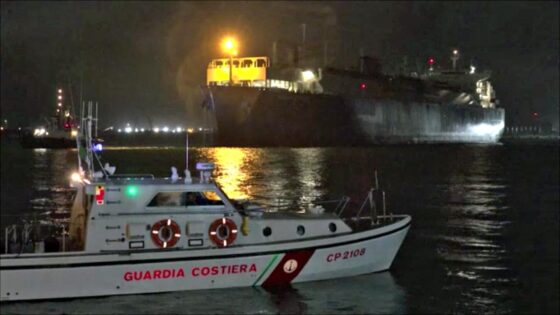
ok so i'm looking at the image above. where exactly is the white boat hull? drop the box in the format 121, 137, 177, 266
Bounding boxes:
0, 216, 410, 302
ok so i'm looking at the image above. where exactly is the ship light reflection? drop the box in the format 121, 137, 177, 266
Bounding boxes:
207, 148, 255, 200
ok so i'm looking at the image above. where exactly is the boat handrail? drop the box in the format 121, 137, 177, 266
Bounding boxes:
257, 197, 350, 214
107, 174, 155, 179
353, 187, 387, 224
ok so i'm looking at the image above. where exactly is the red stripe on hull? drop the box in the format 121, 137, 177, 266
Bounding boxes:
262, 250, 314, 287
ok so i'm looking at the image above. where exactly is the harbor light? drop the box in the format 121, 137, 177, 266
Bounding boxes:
154, 127, 160, 133
117, 128, 122, 133
162, 126, 169, 133
124, 126, 132, 133
58, 89, 62, 93
58, 95, 62, 100
71, 130, 78, 137
176, 127, 182, 132
222, 37, 237, 52
187, 128, 194, 133
222, 36, 238, 86
58, 102, 62, 107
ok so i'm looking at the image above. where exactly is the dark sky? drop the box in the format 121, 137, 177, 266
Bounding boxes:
1, 1, 558, 129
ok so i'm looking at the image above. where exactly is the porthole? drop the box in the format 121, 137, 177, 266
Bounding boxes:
263, 227, 272, 237
329, 222, 337, 233
297, 225, 305, 236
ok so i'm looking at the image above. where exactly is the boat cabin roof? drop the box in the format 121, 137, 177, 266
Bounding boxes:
91, 177, 213, 187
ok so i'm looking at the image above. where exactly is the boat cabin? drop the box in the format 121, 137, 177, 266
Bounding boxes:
68, 165, 351, 253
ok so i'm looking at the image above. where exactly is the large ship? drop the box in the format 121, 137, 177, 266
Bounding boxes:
203, 48, 505, 147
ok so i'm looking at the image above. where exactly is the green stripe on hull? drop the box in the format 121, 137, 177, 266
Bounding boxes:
253, 254, 280, 286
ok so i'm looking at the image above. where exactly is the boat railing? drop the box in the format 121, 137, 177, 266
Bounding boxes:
250, 197, 350, 215
1, 220, 69, 255
107, 174, 155, 179
345, 186, 396, 226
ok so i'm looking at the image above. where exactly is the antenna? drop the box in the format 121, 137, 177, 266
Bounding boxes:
94, 102, 98, 138
185, 129, 189, 172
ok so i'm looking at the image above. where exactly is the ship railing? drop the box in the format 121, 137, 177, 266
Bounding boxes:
344, 187, 396, 227
342, 170, 397, 227
107, 174, 155, 179
1, 217, 69, 255
252, 197, 350, 215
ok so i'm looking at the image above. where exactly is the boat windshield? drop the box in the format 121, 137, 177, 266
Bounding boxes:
147, 191, 224, 207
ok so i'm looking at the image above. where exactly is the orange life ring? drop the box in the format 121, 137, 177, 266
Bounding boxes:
208, 218, 238, 248
151, 219, 181, 248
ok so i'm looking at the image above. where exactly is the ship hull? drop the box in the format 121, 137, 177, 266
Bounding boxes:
0, 216, 410, 302
209, 87, 505, 146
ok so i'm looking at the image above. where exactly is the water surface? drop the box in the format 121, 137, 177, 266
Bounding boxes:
0, 141, 558, 314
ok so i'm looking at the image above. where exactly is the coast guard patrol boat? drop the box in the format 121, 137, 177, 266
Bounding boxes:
0, 106, 411, 302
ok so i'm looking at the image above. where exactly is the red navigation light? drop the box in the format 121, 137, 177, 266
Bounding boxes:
64, 123, 70, 129
428, 57, 435, 65
95, 185, 105, 205
360, 83, 366, 90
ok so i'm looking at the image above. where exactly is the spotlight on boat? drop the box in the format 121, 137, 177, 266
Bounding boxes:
468, 122, 505, 139
301, 70, 315, 82
33, 128, 47, 136
70, 172, 82, 183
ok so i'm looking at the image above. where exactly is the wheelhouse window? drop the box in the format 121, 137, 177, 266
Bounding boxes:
147, 191, 224, 207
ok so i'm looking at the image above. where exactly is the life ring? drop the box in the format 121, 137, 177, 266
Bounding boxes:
151, 219, 181, 248
208, 218, 238, 248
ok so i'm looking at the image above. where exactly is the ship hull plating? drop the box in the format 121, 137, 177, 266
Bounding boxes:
210, 87, 505, 147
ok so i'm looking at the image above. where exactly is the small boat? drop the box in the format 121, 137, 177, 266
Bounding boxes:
0, 107, 411, 302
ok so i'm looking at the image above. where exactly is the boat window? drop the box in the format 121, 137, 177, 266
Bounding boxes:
256, 59, 267, 68
232, 60, 240, 68
147, 191, 224, 207
215, 61, 223, 68
241, 59, 253, 68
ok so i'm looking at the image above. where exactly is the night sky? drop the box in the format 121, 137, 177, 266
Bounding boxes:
1, 1, 558, 130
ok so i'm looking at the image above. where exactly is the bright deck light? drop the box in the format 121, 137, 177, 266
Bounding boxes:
301, 70, 315, 82
70, 172, 82, 182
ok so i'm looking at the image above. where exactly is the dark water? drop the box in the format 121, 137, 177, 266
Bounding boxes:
1, 141, 558, 314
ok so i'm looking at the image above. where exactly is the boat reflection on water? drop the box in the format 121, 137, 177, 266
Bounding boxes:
0, 272, 405, 314
264, 272, 406, 314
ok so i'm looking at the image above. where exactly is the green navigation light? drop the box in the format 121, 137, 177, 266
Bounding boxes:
125, 185, 139, 197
